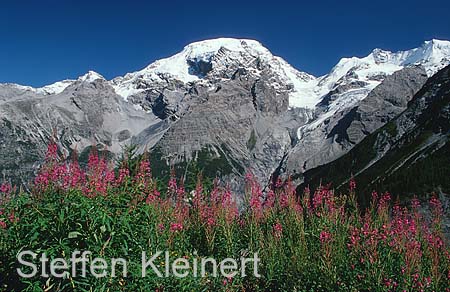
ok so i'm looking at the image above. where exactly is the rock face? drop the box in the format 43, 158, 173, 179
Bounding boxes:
282, 66, 429, 182
1, 38, 450, 194
334, 66, 428, 144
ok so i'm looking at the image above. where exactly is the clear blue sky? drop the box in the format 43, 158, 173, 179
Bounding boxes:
1, 0, 449, 87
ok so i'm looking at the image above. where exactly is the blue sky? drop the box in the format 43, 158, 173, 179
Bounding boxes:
1, 0, 449, 87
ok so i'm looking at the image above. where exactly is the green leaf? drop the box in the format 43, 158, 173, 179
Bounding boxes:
68, 231, 82, 239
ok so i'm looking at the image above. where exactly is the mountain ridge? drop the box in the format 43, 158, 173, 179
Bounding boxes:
6, 38, 450, 106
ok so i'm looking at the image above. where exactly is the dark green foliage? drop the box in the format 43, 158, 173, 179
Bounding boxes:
143, 145, 243, 192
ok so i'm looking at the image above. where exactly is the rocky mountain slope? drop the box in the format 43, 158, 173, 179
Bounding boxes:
282, 66, 429, 181
281, 40, 450, 182
0, 74, 158, 185
1, 38, 450, 192
299, 64, 450, 204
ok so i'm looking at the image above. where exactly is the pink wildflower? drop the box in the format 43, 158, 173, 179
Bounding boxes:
170, 222, 183, 232
273, 221, 283, 239
320, 230, 332, 244
0, 183, 12, 194
349, 177, 356, 191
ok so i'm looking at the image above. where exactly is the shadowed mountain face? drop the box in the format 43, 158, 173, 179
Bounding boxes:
1, 39, 450, 195
281, 66, 429, 183
299, 65, 450, 204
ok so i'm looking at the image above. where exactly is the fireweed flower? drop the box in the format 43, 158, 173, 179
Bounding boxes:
379, 192, 391, 206
279, 192, 289, 209
320, 230, 332, 244
167, 175, 178, 196
8, 143, 449, 290
411, 197, 421, 210
210, 180, 221, 204
137, 160, 152, 180
220, 188, 238, 225
223, 276, 233, 286
221, 188, 233, 207
116, 167, 130, 185
303, 186, 311, 196
244, 172, 254, 181
349, 177, 356, 191
429, 195, 443, 219
264, 190, 275, 209
201, 206, 216, 228
0, 183, 13, 209
312, 187, 325, 210
274, 177, 283, 188
66, 161, 85, 189
0, 183, 12, 194
273, 221, 283, 239
145, 188, 160, 204
246, 172, 263, 220
80, 151, 116, 197
45, 142, 59, 161
192, 176, 205, 210
347, 226, 361, 249
169, 222, 183, 232
370, 190, 378, 205
34, 172, 50, 190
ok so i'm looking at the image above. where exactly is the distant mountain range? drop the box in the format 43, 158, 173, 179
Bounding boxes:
1, 38, 449, 200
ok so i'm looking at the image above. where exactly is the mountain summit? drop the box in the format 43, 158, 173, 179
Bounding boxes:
111, 38, 317, 108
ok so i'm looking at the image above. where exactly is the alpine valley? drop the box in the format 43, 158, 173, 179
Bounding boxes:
1, 38, 450, 203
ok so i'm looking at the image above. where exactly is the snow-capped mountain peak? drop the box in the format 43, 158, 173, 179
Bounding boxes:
78, 70, 105, 83
116, 38, 274, 85
138, 38, 274, 83
367, 39, 450, 75
326, 39, 450, 83
111, 38, 317, 107
33, 71, 105, 95
35, 79, 75, 95
295, 39, 450, 138
370, 48, 392, 64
